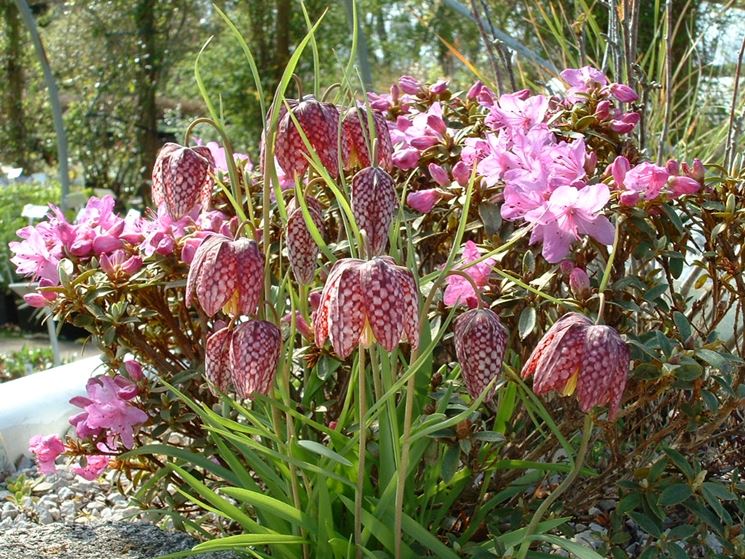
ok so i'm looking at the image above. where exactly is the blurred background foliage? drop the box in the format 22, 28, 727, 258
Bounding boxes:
0, 0, 742, 201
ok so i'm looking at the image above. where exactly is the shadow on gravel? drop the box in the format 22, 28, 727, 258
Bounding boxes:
0, 521, 239, 559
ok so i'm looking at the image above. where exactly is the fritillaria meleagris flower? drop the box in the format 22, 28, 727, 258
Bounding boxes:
314, 257, 419, 359
275, 95, 341, 178
342, 106, 393, 170
454, 308, 508, 401
186, 234, 263, 317
152, 143, 215, 219
521, 312, 630, 419
285, 196, 325, 284
205, 320, 281, 398
351, 167, 398, 256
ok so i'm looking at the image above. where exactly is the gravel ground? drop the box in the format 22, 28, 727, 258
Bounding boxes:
0, 461, 237, 559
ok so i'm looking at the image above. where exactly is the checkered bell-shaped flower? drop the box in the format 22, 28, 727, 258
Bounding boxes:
351, 167, 398, 256
342, 106, 393, 170
454, 308, 508, 401
231, 320, 281, 398
285, 196, 325, 284
186, 234, 263, 317
521, 312, 630, 419
275, 96, 341, 179
314, 257, 419, 359
152, 143, 215, 219
205, 327, 232, 394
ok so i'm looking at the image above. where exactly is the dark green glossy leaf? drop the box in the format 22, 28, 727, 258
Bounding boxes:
658, 483, 692, 506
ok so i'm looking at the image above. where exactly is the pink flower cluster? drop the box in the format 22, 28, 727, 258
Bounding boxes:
368, 74, 449, 113
609, 156, 704, 205
464, 106, 614, 263
389, 102, 451, 170
69, 374, 148, 449
10, 193, 231, 307
28, 434, 110, 480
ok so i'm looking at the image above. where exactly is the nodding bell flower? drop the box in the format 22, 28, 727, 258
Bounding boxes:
186, 234, 263, 317
275, 95, 341, 178
205, 320, 281, 398
152, 143, 215, 219
521, 313, 630, 419
342, 106, 393, 170
454, 308, 508, 401
314, 257, 419, 359
351, 167, 398, 256
285, 196, 324, 284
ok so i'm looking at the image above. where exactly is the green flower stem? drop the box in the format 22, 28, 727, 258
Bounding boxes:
183, 117, 255, 231
596, 216, 624, 325
394, 268, 481, 558
355, 344, 367, 559
515, 414, 594, 559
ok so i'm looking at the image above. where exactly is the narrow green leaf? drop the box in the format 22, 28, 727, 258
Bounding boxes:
531, 535, 605, 559
221, 487, 313, 530
193, 534, 306, 550
297, 439, 353, 467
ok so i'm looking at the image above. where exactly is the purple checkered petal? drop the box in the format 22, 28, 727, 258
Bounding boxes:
230, 320, 281, 399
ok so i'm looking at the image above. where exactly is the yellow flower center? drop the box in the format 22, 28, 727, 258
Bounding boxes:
561, 369, 580, 396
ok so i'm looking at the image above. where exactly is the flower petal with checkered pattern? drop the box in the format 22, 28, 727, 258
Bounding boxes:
152, 143, 215, 219
230, 320, 281, 399
454, 308, 507, 401
205, 327, 233, 394
286, 196, 325, 284
351, 167, 398, 256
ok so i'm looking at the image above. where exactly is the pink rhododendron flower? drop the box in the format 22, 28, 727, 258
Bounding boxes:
619, 161, 670, 204
443, 241, 495, 307
28, 434, 65, 475
100, 250, 143, 279
407, 189, 442, 213
525, 183, 615, 263
429, 79, 449, 95
391, 147, 420, 170
399, 75, 422, 95
486, 92, 549, 131
9, 226, 61, 284
69, 375, 148, 449
72, 455, 110, 480
609, 111, 640, 133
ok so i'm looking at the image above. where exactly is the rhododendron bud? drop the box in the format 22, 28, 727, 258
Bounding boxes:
669, 175, 701, 197
309, 290, 322, 311
275, 96, 341, 178
152, 143, 215, 219
569, 267, 591, 300
286, 196, 325, 284
427, 114, 448, 136
410, 135, 440, 150
29, 434, 65, 475
452, 161, 471, 186
186, 234, 263, 317
610, 155, 630, 187
522, 313, 629, 419
351, 167, 398, 256
342, 107, 393, 170
682, 158, 705, 182
594, 99, 611, 120
609, 83, 638, 103
428, 163, 449, 186
584, 151, 598, 176
407, 189, 442, 213
231, 320, 281, 398
73, 455, 110, 480
124, 360, 144, 382
666, 159, 680, 175
392, 147, 420, 170
281, 311, 313, 339
454, 308, 507, 401
399, 75, 422, 95
429, 79, 449, 95
610, 112, 640, 133
467, 80, 484, 100
315, 257, 419, 358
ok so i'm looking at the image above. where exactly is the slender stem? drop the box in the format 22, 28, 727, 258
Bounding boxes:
394, 358, 417, 559
355, 345, 367, 559
725, 35, 745, 172
515, 414, 594, 559
597, 216, 624, 325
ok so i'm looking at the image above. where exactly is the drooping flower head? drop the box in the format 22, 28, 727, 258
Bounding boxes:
186, 234, 264, 317
521, 313, 630, 419
314, 257, 419, 358
152, 143, 215, 219
351, 167, 398, 256
343, 106, 393, 170
275, 95, 342, 178
454, 308, 508, 401
204, 321, 281, 399
285, 196, 325, 284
